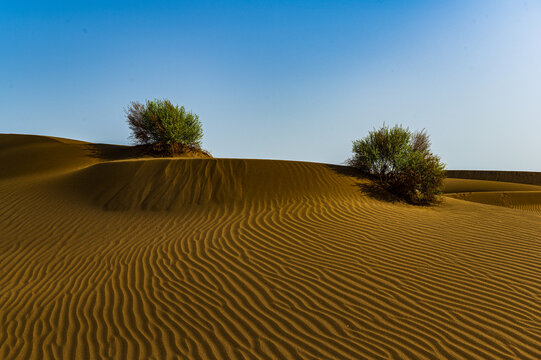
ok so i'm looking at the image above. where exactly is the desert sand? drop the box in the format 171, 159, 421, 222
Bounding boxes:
0, 134, 540, 359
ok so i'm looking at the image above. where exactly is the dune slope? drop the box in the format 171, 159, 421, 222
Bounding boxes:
443, 178, 541, 212
1, 134, 540, 359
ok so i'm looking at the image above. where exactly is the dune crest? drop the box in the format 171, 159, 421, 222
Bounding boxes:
60, 158, 365, 210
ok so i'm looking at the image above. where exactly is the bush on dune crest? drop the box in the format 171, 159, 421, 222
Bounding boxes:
348, 124, 446, 205
126, 99, 209, 156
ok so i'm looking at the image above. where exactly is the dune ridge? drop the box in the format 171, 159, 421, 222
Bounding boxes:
57, 158, 363, 210
447, 170, 541, 186
1, 134, 540, 359
443, 178, 541, 212
445, 191, 541, 213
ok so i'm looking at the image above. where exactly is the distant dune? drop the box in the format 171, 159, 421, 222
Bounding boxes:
1, 134, 540, 359
443, 177, 541, 212
447, 170, 541, 186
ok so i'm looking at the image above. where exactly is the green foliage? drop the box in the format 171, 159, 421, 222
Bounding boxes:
349, 124, 446, 205
126, 99, 203, 152
350, 124, 411, 181
388, 150, 446, 204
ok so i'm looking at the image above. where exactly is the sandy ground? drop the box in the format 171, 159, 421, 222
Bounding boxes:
1, 134, 540, 359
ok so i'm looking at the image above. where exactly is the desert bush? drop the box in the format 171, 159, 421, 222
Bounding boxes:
350, 124, 411, 181
126, 99, 203, 155
348, 124, 446, 204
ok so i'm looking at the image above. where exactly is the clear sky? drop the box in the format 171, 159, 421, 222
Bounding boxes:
1, 1, 540, 170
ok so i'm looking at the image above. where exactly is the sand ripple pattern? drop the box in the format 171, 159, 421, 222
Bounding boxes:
444, 178, 541, 213
1, 139, 540, 359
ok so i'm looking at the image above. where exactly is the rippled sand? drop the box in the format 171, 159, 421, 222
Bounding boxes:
1, 134, 540, 359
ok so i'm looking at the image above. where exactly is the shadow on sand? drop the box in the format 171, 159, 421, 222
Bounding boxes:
85, 143, 212, 162
84, 143, 151, 162
326, 164, 401, 203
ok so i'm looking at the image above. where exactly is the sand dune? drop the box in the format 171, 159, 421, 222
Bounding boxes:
445, 191, 541, 213
443, 178, 541, 212
447, 170, 541, 186
1, 134, 540, 359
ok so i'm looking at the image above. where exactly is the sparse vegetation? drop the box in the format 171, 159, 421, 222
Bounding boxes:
125, 99, 206, 156
348, 124, 446, 204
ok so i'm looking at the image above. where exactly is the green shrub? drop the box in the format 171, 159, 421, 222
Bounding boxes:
350, 124, 411, 182
126, 99, 204, 154
348, 124, 446, 204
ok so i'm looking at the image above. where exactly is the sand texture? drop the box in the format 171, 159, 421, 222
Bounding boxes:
1, 134, 540, 359
443, 178, 541, 212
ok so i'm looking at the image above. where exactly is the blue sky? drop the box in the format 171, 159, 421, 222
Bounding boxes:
1, 0, 540, 170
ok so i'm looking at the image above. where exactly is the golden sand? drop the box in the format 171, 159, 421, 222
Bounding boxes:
1, 134, 540, 359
